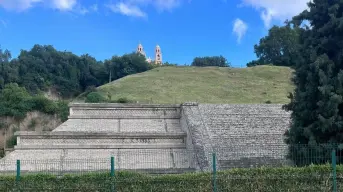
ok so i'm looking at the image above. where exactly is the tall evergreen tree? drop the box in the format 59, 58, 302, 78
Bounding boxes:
284, 0, 343, 165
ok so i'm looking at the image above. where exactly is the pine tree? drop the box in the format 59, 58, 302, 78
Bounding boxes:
284, 0, 343, 165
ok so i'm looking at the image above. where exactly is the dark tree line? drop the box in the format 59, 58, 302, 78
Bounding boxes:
191, 56, 230, 67
0, 44, 227, 99
0, 45, 151, 98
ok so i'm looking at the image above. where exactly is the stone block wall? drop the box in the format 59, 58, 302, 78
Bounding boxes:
0, 102, 292, 173
180, 103, 292, 169
54, 103, 182, 133
0, 149, 196, 173
15, 132, 187, 149
180, 103, 214, 171
0, 103, 196, 173
68, 103, 181, 119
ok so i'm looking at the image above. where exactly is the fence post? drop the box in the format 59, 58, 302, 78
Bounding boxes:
111, 156, 115, 177
212, 153, 217, 192
332, 150, 337, 192
16, 160, 20, 181
111, 156, 115, 192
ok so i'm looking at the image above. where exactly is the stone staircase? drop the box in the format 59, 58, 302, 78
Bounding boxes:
0, 103, 196, 174
197, 104, 291, 169
0, 103, 292, 173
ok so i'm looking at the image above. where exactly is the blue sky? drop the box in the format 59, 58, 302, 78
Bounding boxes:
0, 0, 309, 67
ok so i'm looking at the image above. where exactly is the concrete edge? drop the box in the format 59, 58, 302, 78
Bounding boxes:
67, 115, 181, 119
69, 103, 182, 108
14, 131, 187, 137
14, 144, 187, 149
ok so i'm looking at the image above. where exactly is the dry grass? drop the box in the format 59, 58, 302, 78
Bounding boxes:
96, 65, 294, 104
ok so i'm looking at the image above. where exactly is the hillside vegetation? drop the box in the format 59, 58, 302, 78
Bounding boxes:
95, 65, 294, 104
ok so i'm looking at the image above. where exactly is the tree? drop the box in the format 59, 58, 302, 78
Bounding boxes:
284, 0, 343, 165
104, 52, 150, 80
0, 44, 153, 99
85, 92, 105, 103
250, 25, 301, 67
0, 83, 33, 119
246, 60, 265, 67
0, 44, 110, 98
191, 56, 230, 67
0, 47, 17, 89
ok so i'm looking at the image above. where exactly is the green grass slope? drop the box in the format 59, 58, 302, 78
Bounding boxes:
97, 65, 294, 104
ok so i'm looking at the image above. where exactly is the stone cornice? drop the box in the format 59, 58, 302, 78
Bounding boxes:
14, 131, 186, 138
69, 103, 181, 108
14, 144, 187, 150
67, 115, 180, 119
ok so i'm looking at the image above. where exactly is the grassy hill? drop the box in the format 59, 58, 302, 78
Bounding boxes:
94, 65, 294, 104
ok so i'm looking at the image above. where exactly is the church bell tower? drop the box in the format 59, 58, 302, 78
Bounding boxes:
137, 43, 146, 57
155, 45, 162, 65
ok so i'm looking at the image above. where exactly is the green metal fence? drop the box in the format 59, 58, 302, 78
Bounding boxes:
0, 144, 342, 191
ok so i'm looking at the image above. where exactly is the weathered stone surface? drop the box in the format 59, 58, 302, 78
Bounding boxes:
197, 104, 291, 169
181, 103, 213, 171
69, 103, 181, 119
0, 103, 192, 173
0, 103, 292, 173
0, 149, 196, 173
15, 131, 187, 149
52, 119, 119, 132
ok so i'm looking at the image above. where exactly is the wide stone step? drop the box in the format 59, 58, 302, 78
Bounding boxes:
69, 103, 181, 119
15, 131, 187, 137
15, 144, 187, 149
0, 149, 197, 173
53, 119, 183, 133
15, 131, 187, 149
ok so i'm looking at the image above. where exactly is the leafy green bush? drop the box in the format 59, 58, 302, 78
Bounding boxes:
107, 97, 132, 103
0, 83, 69, 122
29, 96, 58, 115
0, 164, 340, 191
85, 92, 106, 103
115, 97, 130, 103
56, 101, 69, 122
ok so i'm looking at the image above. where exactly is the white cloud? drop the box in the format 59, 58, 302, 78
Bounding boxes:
0, 0, 187, 18
0, 0, 97, 14
0, 0, 42, 11
233, 18, 248, 43
241, 0, 310, 28
106, 0, 189, 17
150, 0, 181, 11
50, 0, 76, 11
106, 2, 146, 17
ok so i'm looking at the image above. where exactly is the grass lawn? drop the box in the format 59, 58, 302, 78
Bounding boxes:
95, 65, 294, 104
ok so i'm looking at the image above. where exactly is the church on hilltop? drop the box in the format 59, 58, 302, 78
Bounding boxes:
136, 43, 163, 65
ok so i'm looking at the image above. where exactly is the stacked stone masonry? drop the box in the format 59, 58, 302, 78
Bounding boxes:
197, 104, 291, 169
0, 103, 291, 173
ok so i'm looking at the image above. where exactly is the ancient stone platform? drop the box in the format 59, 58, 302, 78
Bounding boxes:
0, 102, 291, 173
181, 103, 292, 170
